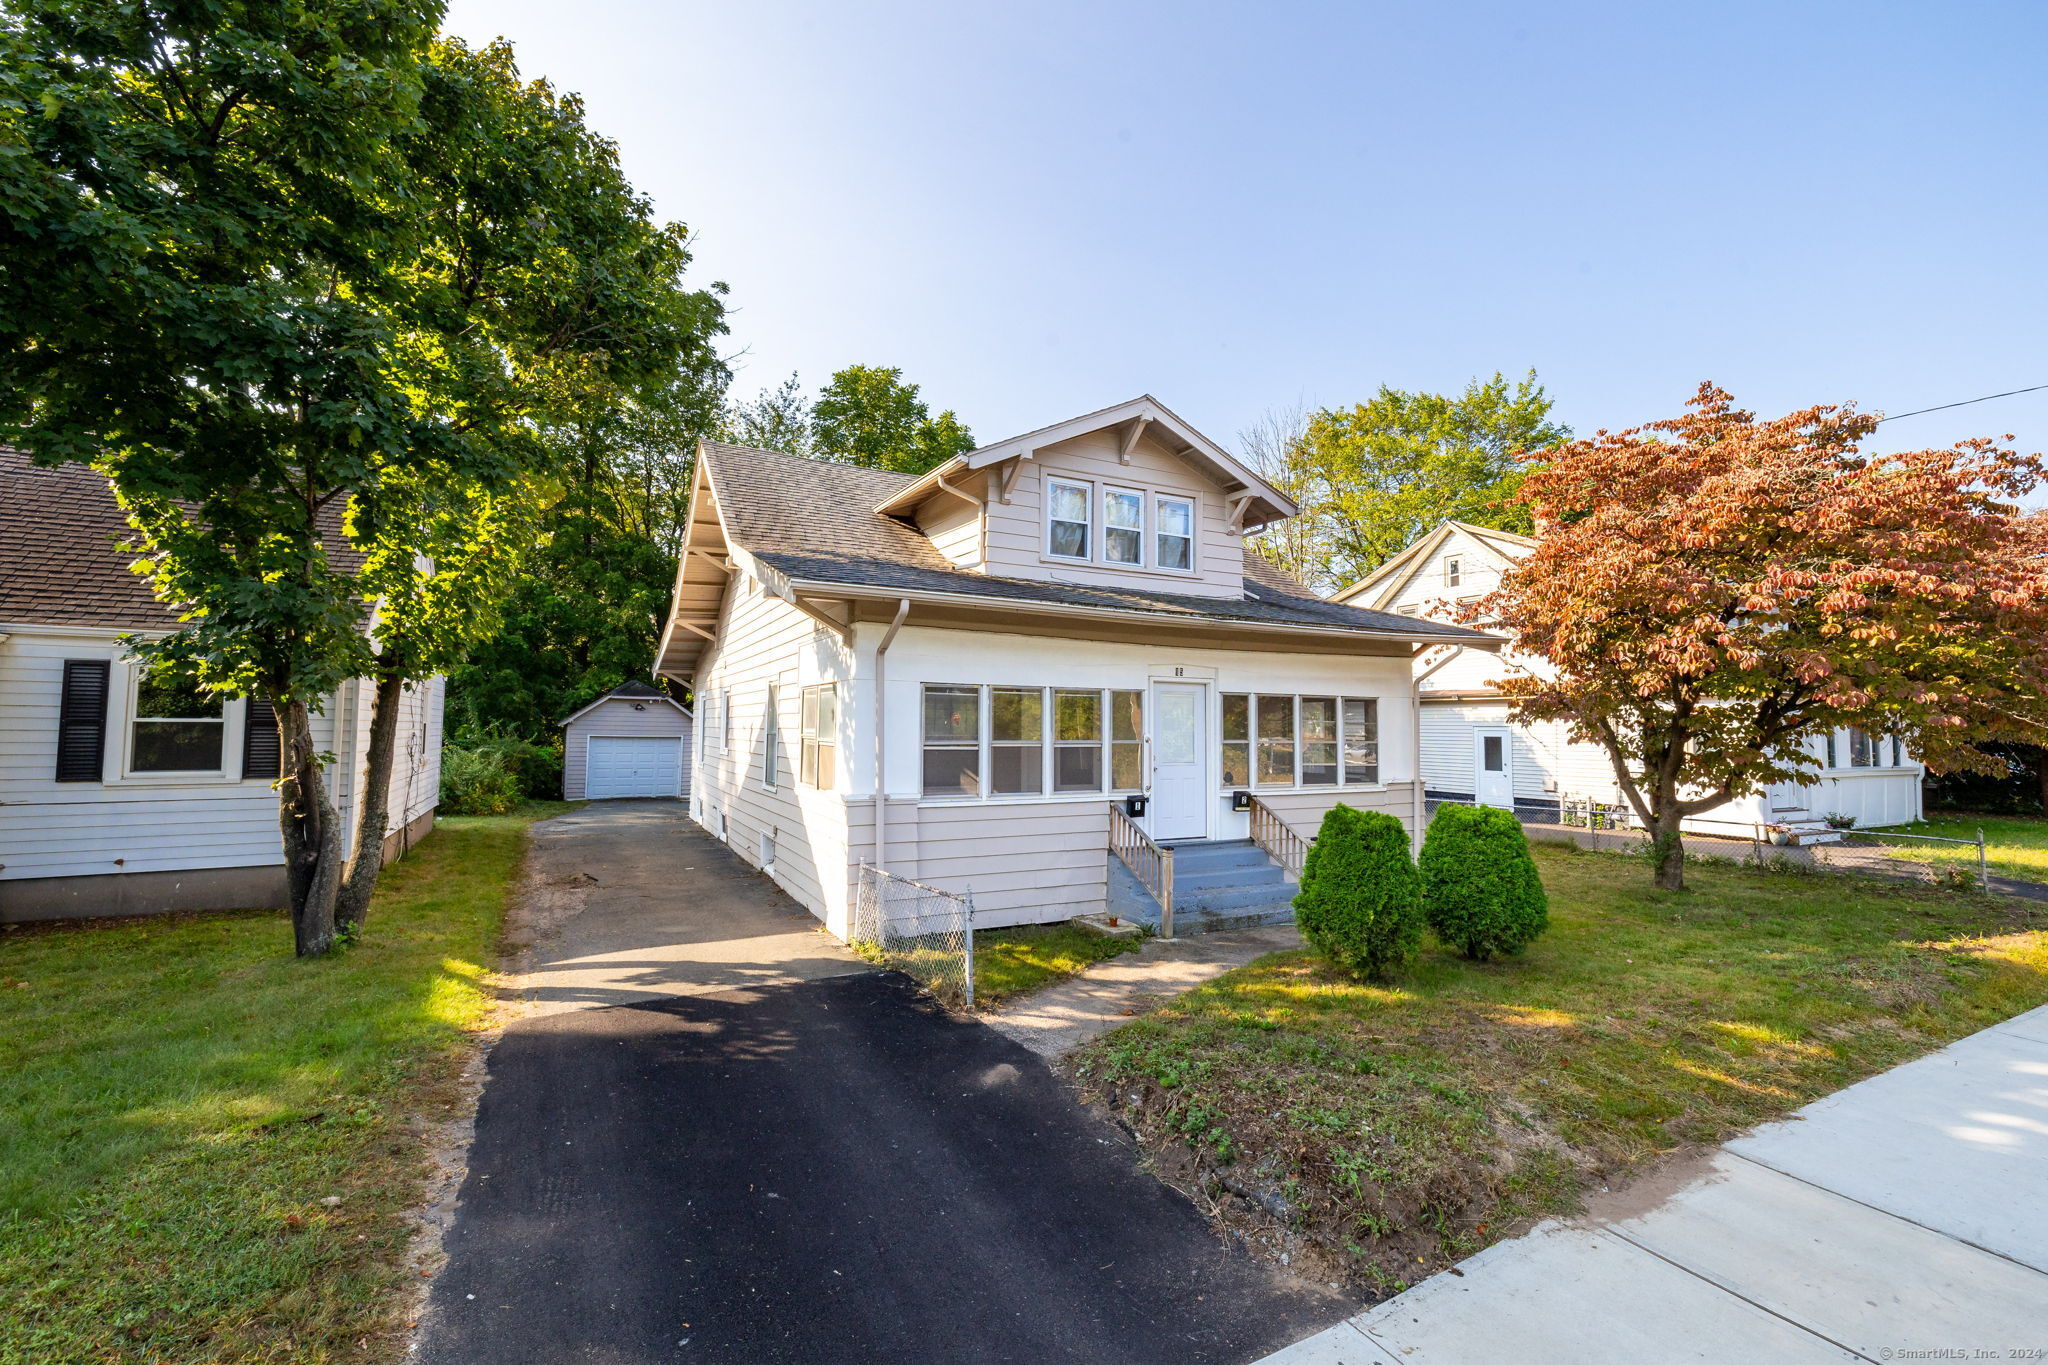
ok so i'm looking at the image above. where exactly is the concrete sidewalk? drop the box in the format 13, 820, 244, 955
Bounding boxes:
1258, 1004, 2048, 1364
987, 924, 1301, 1059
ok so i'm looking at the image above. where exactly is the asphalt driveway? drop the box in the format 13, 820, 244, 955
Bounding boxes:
413, 801, 1346, 1365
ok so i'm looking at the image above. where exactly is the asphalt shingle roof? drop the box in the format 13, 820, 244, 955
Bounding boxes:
701, 442, 1489, 641
0, 446, 362, 631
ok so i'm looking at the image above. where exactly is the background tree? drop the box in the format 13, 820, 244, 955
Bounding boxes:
445, 365, 722, 749
716, 371, 813, 455
1239, 401, 1333, 587
0, 7, 721, 952
812, 364, 975, 474
1480, 384, 2048, 890
1264, 372, 1567, 590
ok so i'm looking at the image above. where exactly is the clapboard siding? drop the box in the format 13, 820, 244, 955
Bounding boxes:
916, 492, 983, 571
1255, 782, 1419, 840
691, 570, 854, 931
869, 799, 1112, 929
562, 696, 692, 801
0, 627, 443, 891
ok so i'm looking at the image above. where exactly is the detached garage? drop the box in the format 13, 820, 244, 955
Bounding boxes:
561, 680, 693, 801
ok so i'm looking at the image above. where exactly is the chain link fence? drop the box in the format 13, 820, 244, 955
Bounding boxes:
1770, 826, 1989, 891
1427, 796, 1993, 892
852, 863, 976, 1009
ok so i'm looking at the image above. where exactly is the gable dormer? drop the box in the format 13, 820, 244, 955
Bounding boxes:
1333, 521, 1536, 620
873, 396, 1295, 601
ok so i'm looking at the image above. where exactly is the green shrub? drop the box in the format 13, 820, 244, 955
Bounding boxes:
1293, 805, 1424, 979
1420, 803, 1550, 959
439, 742, 523, 815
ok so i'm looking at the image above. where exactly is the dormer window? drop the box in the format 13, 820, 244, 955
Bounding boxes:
1445, 556, 1462, 587
1104, 488, 1143, 565
1156, 496, 1194, 571
1048, 478, 1091, 559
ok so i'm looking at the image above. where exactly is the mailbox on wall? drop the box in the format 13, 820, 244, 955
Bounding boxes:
1231, 789, 1253, 811
1123, 794, 1148, 818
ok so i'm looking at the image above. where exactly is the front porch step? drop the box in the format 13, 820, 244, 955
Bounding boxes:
1109, 839, 1299, 936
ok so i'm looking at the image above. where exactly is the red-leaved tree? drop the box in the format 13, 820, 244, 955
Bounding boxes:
1475, 384, 2048, 889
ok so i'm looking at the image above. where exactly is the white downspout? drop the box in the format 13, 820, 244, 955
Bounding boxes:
1410, 646, 1466, 856
872, 599, 911, 873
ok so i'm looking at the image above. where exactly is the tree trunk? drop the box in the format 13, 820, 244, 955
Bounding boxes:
336, 665, 406, 936
276, 697, 344, 956
1650, 791, 1687, 892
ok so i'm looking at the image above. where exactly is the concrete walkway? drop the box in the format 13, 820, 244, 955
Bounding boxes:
988, 924, 1303, 1059
1259, 1004, 2048, 1364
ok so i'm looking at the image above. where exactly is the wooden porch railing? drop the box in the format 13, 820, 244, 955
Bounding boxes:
1247, 796, 1312, 879
1109, 805, 1176, 939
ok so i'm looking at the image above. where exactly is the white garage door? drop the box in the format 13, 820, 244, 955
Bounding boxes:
584, 736, 682, 800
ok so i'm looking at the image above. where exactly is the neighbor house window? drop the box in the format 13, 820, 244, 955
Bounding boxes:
989, 686, 1043, 795
1103, 488, 1143, 565
1053, 689, 1103, 792
1221, 694, 1251, 787
763, 684, 781, 789
1155, 496, 1194, 571
1445, 557, 1462, 587
1849, 727, 1877, 768
1048, 478, 1091, 559
1299, 696, 1338, 785
130, 667, 225, 773
922, 685, 981, 796
800, 684, 837, 788
1824, 730, 1839, 768
1343, 699, 1379, 785
1891, 734, 1904, 767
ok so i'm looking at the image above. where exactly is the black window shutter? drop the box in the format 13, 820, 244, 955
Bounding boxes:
242, 697, 281, 780
55, 660, 110, 782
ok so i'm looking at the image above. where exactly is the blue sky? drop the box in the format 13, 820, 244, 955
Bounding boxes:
443, 0, 2048, 460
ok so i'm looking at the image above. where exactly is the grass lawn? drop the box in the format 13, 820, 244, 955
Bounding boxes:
0, 805, 561, 1365
971, 922, 1144, 1007
1870, 813, 2048, 883
1073, 843, 2048, 1297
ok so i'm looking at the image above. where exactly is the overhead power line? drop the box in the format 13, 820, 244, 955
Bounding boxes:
1876, 383, 2048, 424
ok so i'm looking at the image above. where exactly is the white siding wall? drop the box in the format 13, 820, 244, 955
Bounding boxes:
977, 429, 1244, 599
562, 697, 692, 801
1, 627, 443, 885
916, 493, 984, 571
689, 566, 857, 933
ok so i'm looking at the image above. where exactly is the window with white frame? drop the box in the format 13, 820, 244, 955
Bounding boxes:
762, 683, 781, 788
921, 684, 1143, 799
1445, 556, 1462, 587
1103, 487, 1144, 565
1848, 727, 1878, 768
990, 687, 1043, 795
1221, 692, 1381, 790
1155, 495, 1194, 571
799, 684, 837, 788
1047, 478, 1091, 559
131, 665, 225, 773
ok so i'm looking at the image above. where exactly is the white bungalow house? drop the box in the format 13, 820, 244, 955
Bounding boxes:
0, 449, 444, 922
655, 396, 1498, 936
1332, 520, 1925, 841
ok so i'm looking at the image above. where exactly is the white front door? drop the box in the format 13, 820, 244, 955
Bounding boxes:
1149, 682, 1207, 840
1473, 727, 1514, 809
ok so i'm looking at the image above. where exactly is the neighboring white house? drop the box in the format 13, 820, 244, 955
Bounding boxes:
1332, 520, 1925, 840
560, 679, 692, 801
0, 448, 444, 922
654, 396, 1498, 936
